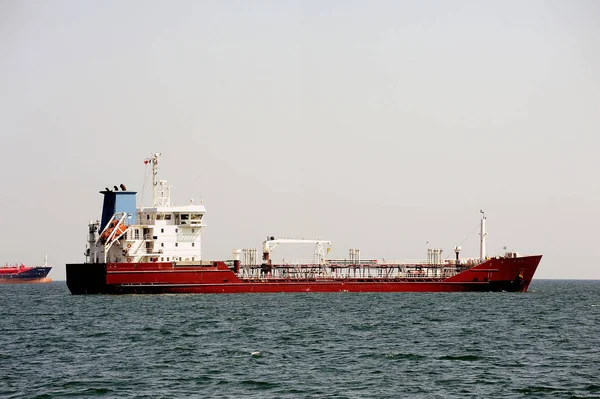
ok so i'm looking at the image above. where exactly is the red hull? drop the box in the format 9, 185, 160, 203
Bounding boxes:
67, 255, 541, 294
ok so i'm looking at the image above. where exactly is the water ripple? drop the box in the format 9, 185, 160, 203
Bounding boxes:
1, 281, 600, 398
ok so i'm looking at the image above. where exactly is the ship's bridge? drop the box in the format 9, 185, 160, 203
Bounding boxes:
137, 204, 207, 227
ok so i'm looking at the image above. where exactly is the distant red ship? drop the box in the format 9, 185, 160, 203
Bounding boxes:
1, 257, 52, 284
66, 153, 541, 295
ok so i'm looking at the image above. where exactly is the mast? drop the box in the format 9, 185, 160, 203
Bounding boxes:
150, 152, 161, 207
479, 210, 487, 260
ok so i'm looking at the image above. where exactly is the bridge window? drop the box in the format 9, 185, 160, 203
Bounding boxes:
165, 214, 172, 220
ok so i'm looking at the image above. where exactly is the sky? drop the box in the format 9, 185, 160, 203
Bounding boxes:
1, 0, 599, 280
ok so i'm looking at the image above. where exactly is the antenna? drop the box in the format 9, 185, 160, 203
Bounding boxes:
145, 153, 161, 207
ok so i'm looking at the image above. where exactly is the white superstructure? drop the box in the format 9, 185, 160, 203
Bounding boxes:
85, 153, 207, 264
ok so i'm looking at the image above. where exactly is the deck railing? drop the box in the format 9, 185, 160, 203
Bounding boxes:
241, 257, 484, 267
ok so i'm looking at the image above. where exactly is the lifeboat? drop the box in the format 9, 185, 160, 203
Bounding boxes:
100, 220, 128, 243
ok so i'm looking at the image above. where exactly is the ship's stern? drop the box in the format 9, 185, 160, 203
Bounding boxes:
66, 263, 110, 294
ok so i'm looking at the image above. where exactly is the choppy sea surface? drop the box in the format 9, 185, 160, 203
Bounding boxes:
1, 280, 599, 398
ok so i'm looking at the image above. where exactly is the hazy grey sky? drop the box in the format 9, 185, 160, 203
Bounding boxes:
1, 1, 599, 280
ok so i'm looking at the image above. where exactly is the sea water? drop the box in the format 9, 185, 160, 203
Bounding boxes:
1, 280, 599, 398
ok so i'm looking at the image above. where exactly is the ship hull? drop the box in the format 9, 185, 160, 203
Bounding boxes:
0, 267, 52, 284
0, 277, 52, 284
66, 255, 541, 294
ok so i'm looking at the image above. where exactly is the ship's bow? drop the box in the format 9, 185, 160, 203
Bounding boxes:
514, 255, 542, 292
445, 255, 542, 292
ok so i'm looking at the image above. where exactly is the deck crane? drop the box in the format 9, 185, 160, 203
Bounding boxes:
262, 237, 332, 265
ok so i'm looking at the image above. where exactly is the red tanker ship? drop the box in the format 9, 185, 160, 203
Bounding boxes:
1, 256, 52, 284
66, 153, 541, 294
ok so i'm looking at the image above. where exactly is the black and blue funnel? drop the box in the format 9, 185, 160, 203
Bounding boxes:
99, 189, 137, 232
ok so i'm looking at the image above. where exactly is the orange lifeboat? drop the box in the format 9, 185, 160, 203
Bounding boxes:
100, 220, 128, 243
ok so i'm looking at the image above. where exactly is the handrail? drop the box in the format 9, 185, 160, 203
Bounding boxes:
244, 258, 484, 267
